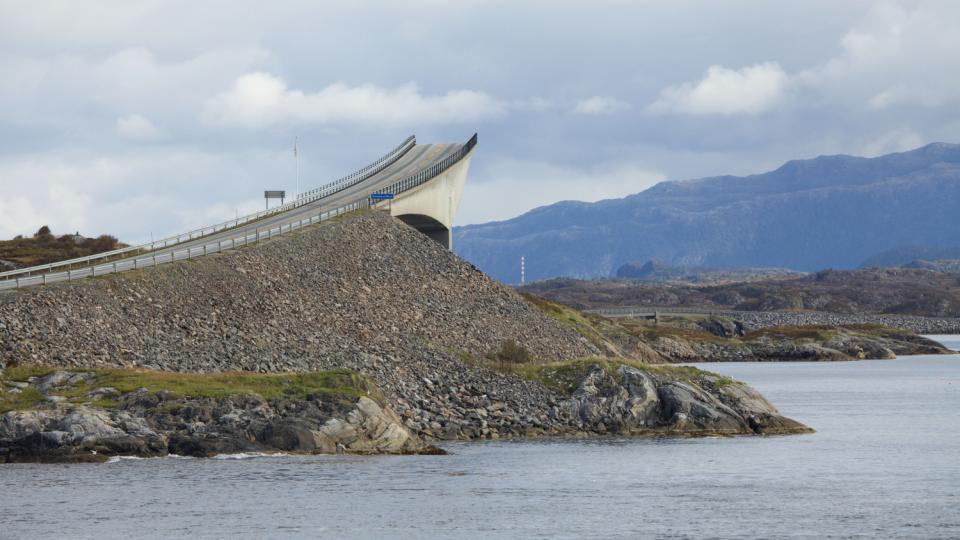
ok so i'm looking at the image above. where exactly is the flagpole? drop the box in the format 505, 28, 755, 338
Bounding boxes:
294, 137, 300, 198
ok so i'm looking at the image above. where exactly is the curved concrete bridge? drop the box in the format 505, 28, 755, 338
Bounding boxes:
0, 133, 477, 290
369, 139, 472, 249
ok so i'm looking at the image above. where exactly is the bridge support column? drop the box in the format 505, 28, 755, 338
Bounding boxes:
388, 146, 475, 250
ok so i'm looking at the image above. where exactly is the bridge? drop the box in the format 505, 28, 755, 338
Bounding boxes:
0, 133, 477, 291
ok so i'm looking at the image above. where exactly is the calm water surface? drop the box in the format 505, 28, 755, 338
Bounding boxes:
2, 342, 959, 539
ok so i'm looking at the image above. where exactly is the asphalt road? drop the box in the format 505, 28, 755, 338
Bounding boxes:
0, 142, 462, 289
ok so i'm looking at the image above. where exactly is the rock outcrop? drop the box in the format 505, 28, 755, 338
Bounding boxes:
0, 361, 811, 462
0, 369, 433, 463
544, 362, 810, 436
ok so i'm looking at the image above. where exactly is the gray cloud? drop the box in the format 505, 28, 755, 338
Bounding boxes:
0, 1, 959, 242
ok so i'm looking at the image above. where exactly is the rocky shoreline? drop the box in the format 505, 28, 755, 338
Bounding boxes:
0, 213, 815, 462
590, 307, 960, 335
0, 362, 811, 463
525, 295, 956, 363
635, 321, 954, 363
0, 367, 436, 463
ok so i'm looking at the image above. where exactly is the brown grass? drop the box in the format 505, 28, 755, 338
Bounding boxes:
0, 227, 125, 268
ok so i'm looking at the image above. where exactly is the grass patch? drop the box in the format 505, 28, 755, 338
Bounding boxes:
742, 325, 839, 342
0, 386, 46, 414
506, 357, 738, 396
0, 365, 373, 413
624, 321, 729, 343
522, 293, 612, 349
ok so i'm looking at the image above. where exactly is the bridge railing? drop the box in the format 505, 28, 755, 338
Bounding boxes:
296, 135, 416, 201
0, 198, 373, 291
0, 133, 477, 291
371, 133, 477, 199
0, 135, 416, 281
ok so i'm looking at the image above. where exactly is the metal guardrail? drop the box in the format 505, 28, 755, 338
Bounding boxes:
0, 133, 477, 291
296, 135, 416, 201
585, 306, 729, 317
372, 133, 477, 198
0, 135, 416, 280
0, 201, 371, 291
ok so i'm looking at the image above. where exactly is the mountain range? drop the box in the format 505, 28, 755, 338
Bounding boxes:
454, 142, 960, 283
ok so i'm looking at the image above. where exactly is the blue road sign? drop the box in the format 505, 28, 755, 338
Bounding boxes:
370, 193, 395, 200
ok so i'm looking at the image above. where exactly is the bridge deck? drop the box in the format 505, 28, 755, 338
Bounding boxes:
0, 140, 465, 288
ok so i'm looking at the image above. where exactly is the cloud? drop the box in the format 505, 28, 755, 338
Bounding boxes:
861, 128, 925, 157
203, 72, 506, 128
458, 159, 665, 225
3, 0, 960, 243
649, 62, 789, 115
573, 96, 628, 114
0, 149, 284, 242
512, 96, 553, 112
798, 2, 960, 111
115, 114, 161, 140
0, 46, 270, 133
0, 197, 45, 240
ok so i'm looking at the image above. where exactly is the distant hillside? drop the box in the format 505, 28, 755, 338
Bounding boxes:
520, 267, 960, 318
0, 226, 125, 269
860, 246, 960, 268
903, 259, 960, 272
615, 260, 802, 284
455, 142, 960, 283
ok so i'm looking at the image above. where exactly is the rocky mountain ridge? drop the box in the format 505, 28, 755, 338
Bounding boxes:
455, 142, 960, 282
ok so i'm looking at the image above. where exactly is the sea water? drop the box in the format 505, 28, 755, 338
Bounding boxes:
2, 347, 959, 539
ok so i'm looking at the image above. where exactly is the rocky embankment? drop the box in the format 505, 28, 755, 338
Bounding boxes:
0, 212, 812, 461
0, 361, 810, 462
1, 211, 597, 370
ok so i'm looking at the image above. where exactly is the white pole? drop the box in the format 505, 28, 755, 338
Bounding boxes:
294, 136, 300, 198
521, 256, 525, 285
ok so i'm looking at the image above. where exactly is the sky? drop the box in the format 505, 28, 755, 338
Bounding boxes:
2, 0, 960, 242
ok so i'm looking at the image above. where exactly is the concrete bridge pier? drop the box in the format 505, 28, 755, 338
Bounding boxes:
386, 145, 475, 250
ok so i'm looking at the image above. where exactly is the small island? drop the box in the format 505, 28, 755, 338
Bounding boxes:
1, 213, 817, 463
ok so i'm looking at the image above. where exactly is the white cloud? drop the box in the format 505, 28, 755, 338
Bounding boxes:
115, 113, 161, 140
861, 128, 925, 157
649, 62, 789, 115
203, 72, 505, 128
0, 46, 271, 130
799, 2, 960, 110
512, 96, 553, 112
0, 197, 45, 240
458, 159, 666, 225
573, 96, 628, 114
0, 148, 293, 242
